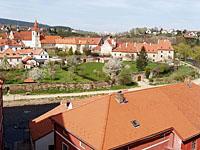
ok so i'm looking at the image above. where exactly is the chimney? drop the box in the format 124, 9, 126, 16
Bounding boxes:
184, 77, 192, 88
134, 42, 136, 47
66, 101, 73, 110
115, 91, 127, 104
125, 42, 128, 48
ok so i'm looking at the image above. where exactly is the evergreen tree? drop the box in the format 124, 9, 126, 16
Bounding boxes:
136, 46, 148, 71
68, 47, 73, 55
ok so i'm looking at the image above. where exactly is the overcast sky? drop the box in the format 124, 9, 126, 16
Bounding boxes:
1, 0, 200, 32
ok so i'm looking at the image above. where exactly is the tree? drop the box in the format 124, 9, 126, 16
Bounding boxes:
118, 69, 132, 85
174, 43, 192, 60
103, 58, 122, 84
136, 46, 148, 71
28, 67, 44, 81
0, 56, 10, 70
68, 47, 73, 55
44, 60, 56, 80
83, 45, 92, 56
66, 55, 81, 73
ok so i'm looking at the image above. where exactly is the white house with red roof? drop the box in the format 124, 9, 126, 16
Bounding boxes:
0, 48, 22, 67
55, 37, 102, 53
100, 37, 117, 55
0, 38, 24, 52
17, 48, 49, 64
111, 39, 174, 62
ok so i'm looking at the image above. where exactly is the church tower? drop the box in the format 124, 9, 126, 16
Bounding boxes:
32, 20, 41, 48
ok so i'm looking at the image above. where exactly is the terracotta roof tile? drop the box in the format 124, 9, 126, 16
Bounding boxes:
29, 96, 102, 141
51, 83, 200, 149
55, 37, 101, 45
113, 40, 173, 53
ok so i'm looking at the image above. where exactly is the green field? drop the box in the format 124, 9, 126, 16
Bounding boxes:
0, 61, 197, 85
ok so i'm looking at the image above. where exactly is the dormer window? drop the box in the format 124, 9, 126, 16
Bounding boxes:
80, 141, 86, 149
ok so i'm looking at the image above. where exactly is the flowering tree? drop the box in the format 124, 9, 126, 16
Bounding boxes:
103, 58, 122, 84
28, 67, 44, 81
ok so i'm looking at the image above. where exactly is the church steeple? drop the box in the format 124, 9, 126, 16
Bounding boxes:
32, 20, 41, 48
33, 20, 39, 31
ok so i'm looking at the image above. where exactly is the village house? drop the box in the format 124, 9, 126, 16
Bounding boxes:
30, 83, 200, 150
111, 39, 174, 62
0, 48, 22, 67
0, 38, 24, 52
98, 36, 117, 56
17, 48, 49, 64
55, 37, 102, 53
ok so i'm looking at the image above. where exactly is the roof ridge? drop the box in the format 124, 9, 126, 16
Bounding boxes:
100, 94, 112, 150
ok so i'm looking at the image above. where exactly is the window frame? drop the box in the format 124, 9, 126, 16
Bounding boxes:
62, 142, 69, 150
192, 140, 197, 150
79, 141, 86, 149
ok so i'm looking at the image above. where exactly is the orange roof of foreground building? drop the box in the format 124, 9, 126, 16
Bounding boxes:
29, 96, 103, 141
113, 40, 174, 53
51, 83, 200, 150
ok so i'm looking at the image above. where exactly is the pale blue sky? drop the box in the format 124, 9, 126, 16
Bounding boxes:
1, 0, 200, 32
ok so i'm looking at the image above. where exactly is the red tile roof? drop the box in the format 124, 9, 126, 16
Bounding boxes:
40, 35, 61, 44
55, 37, 102, 45
23, 78, 35, 83
0, 48, 22, 59
113, 40, 173, 53
51, 83, 200, 150
29, 96, 102, 141
12, 31, 32, 41
16, 48, 44, 55
0, 39, 24, 47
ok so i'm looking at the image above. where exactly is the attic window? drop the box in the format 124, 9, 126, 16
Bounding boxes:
131, 120, 140, 128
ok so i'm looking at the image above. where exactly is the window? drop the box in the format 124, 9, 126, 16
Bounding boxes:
169, 51, 171, 53
192, 140, 197, 150
45, 56, 47, 58
48, 145, 54, 150
161, 55, 163, 58
62, 143, 69, 150
153, 55, 155, 57
41, 56, 42, 58
80, 141, 86, 149
161, 51, 163, 53
131, 120, 140, 128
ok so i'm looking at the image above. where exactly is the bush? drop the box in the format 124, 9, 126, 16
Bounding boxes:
145, 67, 151, 79
118, 70, 132, 85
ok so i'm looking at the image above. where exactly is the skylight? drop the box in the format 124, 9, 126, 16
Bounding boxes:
131, 120, 140, 128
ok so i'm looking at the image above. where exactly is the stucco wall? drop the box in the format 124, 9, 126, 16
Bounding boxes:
35, 132, 54, 150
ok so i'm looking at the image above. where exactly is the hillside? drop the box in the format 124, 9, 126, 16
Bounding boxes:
0, 18, 50, 28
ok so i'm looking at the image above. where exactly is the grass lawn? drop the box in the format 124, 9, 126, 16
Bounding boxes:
41, 67, 89, 83
76, 62, 107, 81
122, 61, 158, 73
0, 69, 27, 84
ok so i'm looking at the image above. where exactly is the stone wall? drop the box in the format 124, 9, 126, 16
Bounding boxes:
5, 82, 111, 93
